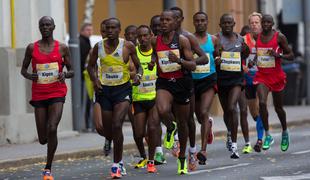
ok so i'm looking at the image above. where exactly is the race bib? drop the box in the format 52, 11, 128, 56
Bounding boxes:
257, 48, 275, 68
193, 53, 210, 73
138, 74, 156, 93
220, 52, 241, 72
157, 49, 181, 73
101, 66, 123, 84
36, 62, 59, 84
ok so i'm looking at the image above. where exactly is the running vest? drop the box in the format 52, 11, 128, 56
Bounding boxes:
217, 32, 244, 85
31, 40, 67, 101
256, 31, 283, 74
98, 38, 130, 86
192, 33, 216, 79
155, 32, 185, 79
132, 46, 157, 101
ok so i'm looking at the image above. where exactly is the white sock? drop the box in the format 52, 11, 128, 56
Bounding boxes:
155, 146, 163, 153
112, 163, 119, 167
245, 142, 251, 146
119, 160, 123, 164
189, 146, 197, 154
232, 142, 237, 150
174, 133, 179, 141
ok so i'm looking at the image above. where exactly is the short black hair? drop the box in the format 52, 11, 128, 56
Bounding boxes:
106, 17, 121, 28
150, 15, 160, 26
262, 14, 274, 22
100, 19, 109, 27
193, 11, 208, 20
240, 25, 250, 36
125, 25, 137, 34
220, 13, 234, 23
137, 25, 152, 34
39, 16, 55, 26
170, 6, 183, 17
161, 10, 177, 19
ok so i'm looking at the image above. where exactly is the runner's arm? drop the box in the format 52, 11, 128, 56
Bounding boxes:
188, 33, 208, 65
178, 35, 196, 71
87, 43, 102, 91
212, 35, 221, 65
278, 33, 294, 60
20, 43, 38, 81
127, 42, 143, 83
148, 37, 157, 70
60, 43, 74, 79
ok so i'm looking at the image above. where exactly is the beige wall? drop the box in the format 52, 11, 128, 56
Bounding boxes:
65, 0, 257, 36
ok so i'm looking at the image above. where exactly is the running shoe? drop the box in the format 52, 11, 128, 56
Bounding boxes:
262, 135, 274, 150
188, 152, 197, 171
134, 158, 148, 169
104, 139, 112, 156
171, 140, 180, 157
42, 169, 54, 180
119, 162, 127, 176
164, 121, 177, 149
230, 147, 240, 159
242, 144, 253, 154
254, 140, 263, 152
281, 132, 290, 152
226, 134, 232, 152
207, 117, 214, 144
147, 160, 157, 173
197, 151, 207, 165
111, 166, 121, 179
177, 158, 188, 175
154, 152, 167, 165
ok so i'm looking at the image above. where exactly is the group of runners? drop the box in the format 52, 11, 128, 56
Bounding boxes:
21, 6, 294, 180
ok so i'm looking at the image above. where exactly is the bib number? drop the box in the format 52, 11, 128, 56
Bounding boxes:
36, 62, 59, 84
157, 50, 181, 73
220, 52, 241, 72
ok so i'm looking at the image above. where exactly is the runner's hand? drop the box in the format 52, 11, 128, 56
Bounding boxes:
267, 49, 281, 58
31, 73, 38, 82
58, 72, 66, 82
132, 74, 141, 86
94, 79, 103, 92
214, 56, 222, 66
168, 51, 179, 63
148, 61, 155, 70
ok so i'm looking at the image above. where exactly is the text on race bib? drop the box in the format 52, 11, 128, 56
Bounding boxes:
257, 48, 275, 68
138, 74, 157, 93
101, 65, 124, 85
220, 51, 241, 72
36, 62, 59, 84
193, 53, 211, 73
157, 49, 181, 73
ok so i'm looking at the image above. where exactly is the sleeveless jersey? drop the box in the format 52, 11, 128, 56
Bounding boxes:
244, 33, 258, 85
217, 32, 244, 86
98, 38, 130, 86
31, 40, 67, 101
155, 32, 185, 79
255, 31, 283, 74
132, 46, 157, 101
192, 33, 216, 79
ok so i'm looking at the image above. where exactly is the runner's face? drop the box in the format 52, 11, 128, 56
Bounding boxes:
125, 27, 137, 44
249, 16, 262, 34
261, 16, 274, 32
193, 14, 208, 33
137, 27, 151, 47
220, 16, 235, 34
160, 12, 176, 33
151, 17, 161, 36
172, 10, 183, 28
39, 18, 55, 38
105, 20, 120, 39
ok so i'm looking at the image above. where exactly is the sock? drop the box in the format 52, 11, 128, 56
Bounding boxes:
155, 146, 163, 153
255, 116, 264, 140
119, 160, 123, 165
174, 133, 179, 141
245, 142, 251, 146
265, 131, 270, 136
189, 146, 197, 154
282, 130, 288, 135
232, 142, 237, 150
112, 163, 119, 167
227, 131, 231, 136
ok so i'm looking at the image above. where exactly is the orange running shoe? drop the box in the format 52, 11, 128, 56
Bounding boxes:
147, 160, 157, 173
111, 166, 122, 179
42, 169, 54, 180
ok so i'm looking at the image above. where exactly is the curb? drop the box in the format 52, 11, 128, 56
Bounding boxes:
1, 118, 309, 169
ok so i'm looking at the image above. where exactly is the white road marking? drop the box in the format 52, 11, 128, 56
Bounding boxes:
261, 173, 310, 180
189, 163, 250, 175
291, 149, 310, 155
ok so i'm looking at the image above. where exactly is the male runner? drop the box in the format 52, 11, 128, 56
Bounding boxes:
170, 7, 208, 171
132, 25, 162, 173
242, 12, 264, 153
87, 18, 143, 179
21, 16, 74, 180
149, 10, 196, 174
150, 15, 161, 36
192, 11, 219, 165
216, 14, 249, 159
253, 14, 294, 152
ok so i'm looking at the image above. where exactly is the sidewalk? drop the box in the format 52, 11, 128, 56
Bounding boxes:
0, 106, 309, 168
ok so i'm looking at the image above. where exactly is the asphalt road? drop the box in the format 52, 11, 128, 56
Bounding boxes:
1, 124, 310, 180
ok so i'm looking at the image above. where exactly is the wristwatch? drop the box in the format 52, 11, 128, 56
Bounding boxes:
136, 73, 142, 79
279, 53, 283, 58
178, 58, 184, 65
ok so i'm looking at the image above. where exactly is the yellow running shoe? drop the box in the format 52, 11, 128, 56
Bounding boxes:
242, 144, 253, 154
134, 158, 148, 169
177, 158, 188, 175
164, 121, 177, 149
